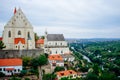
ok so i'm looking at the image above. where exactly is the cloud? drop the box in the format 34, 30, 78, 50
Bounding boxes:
0, 0, 120, 38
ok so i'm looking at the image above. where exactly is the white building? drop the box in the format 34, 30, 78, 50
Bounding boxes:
44, 31, 70, 54
2, 8, 35, 50
48, 54, 64, 67
0, 58, 22, 76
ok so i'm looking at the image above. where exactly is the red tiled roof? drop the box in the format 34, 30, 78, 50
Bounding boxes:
56, 70, 77, 77
0, 58, 22, 66
36, 39, 44, 44
49, 54, 63, 61
0, 37, 2, 41
5, 68, 14, 71
14, 38, 25, 44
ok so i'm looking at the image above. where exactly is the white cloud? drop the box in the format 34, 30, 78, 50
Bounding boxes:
0, 0, 120, 38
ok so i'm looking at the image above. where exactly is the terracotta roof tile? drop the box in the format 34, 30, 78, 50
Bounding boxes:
36, 39, 44, 44
56, 70, 77, 77
49, 54, 63, 61
14, 38, 25, 44
0, 58, 22, 66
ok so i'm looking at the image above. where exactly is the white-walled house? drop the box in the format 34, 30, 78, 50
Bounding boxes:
44, 31, 70, 54
2, 8, 35, 50
0, 58, 22, 76
48, 54, 64, 67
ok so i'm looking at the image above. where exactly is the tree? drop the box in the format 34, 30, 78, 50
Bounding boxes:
0, 72, 5, 77
41, 36, 45, 39
0, 41, 6, 50
31, 54, 48, 68
54, 66, 65, 72
42, 73, 56, 80
99, 71, 118, 80
31, 54, 48, 80
34, 33, 39, 42
22, 57, 32, 67
85, 72, 98, 80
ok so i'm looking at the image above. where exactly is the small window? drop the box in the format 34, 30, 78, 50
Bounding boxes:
4, 68, 5, 71
8, 31, 11, 37
19, 13, 20, 15
61, 43, 62, 45
18, 31, 21, 35
14, 69, 16, 72
23, 46, 24, 48
56, 51, 57, 54
61, 51, 63, 53
55, 43, 57, 46
16, 46, 17, 48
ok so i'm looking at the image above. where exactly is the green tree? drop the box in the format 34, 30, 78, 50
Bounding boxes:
54, 66, 65, 72
34, 33, 39, 41
22, 57, 32, 67
42, 73, 56, 80
0, 72, 5, 77
41, 36, 45, 39
85, 72, 98, 80
31, 54, 48, 80
99, 71, 118, 80
0, 41, 6, 50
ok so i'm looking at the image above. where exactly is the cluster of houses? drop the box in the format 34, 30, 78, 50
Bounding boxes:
0, 8, 87, 79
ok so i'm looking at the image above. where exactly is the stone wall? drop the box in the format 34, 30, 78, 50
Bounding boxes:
0, 49, 44, 58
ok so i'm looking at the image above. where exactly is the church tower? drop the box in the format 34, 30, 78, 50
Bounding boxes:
2, 8, 35, 50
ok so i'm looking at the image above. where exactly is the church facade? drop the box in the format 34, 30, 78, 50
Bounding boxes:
2, 8, 35, 50
44, 31, 70, 54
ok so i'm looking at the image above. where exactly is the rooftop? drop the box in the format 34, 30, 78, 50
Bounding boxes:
47, 34, 65, 41
14, 38, 25, 44
0, 58, 22, 66
48, 54, 63, 61
36, 38, 44, 44
56, 70, 77, 77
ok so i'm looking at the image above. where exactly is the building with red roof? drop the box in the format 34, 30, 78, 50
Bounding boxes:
56, 70, 77, 80
48, 54, 64, 67
36, 38, 44, 48
0, 58, 22, 76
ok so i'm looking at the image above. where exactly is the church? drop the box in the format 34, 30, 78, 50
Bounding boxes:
2, 8, 35, 50
44, 30, 70, 54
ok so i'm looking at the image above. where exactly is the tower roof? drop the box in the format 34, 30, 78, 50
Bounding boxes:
4, 8, 33, 28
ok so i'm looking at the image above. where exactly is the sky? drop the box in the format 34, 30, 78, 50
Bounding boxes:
0, 0, 120, 38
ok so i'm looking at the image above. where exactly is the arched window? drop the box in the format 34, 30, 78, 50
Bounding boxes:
28, 32, 30, 38
18, 31, 21, 35
8, 31, 11, 37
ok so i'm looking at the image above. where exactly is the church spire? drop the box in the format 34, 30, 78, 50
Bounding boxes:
14, 7, 17, 14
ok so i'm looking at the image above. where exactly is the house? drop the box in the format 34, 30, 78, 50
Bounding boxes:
48, 54, 64, 67
2, 8, 35, 50
61, 54, 75, 62
36, 38, 44, 48
0, 58, 22, 76
44, 31, 70, 55
56, 70, 77, 80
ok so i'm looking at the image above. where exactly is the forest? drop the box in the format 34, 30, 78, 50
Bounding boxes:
69, 39, 120, 80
